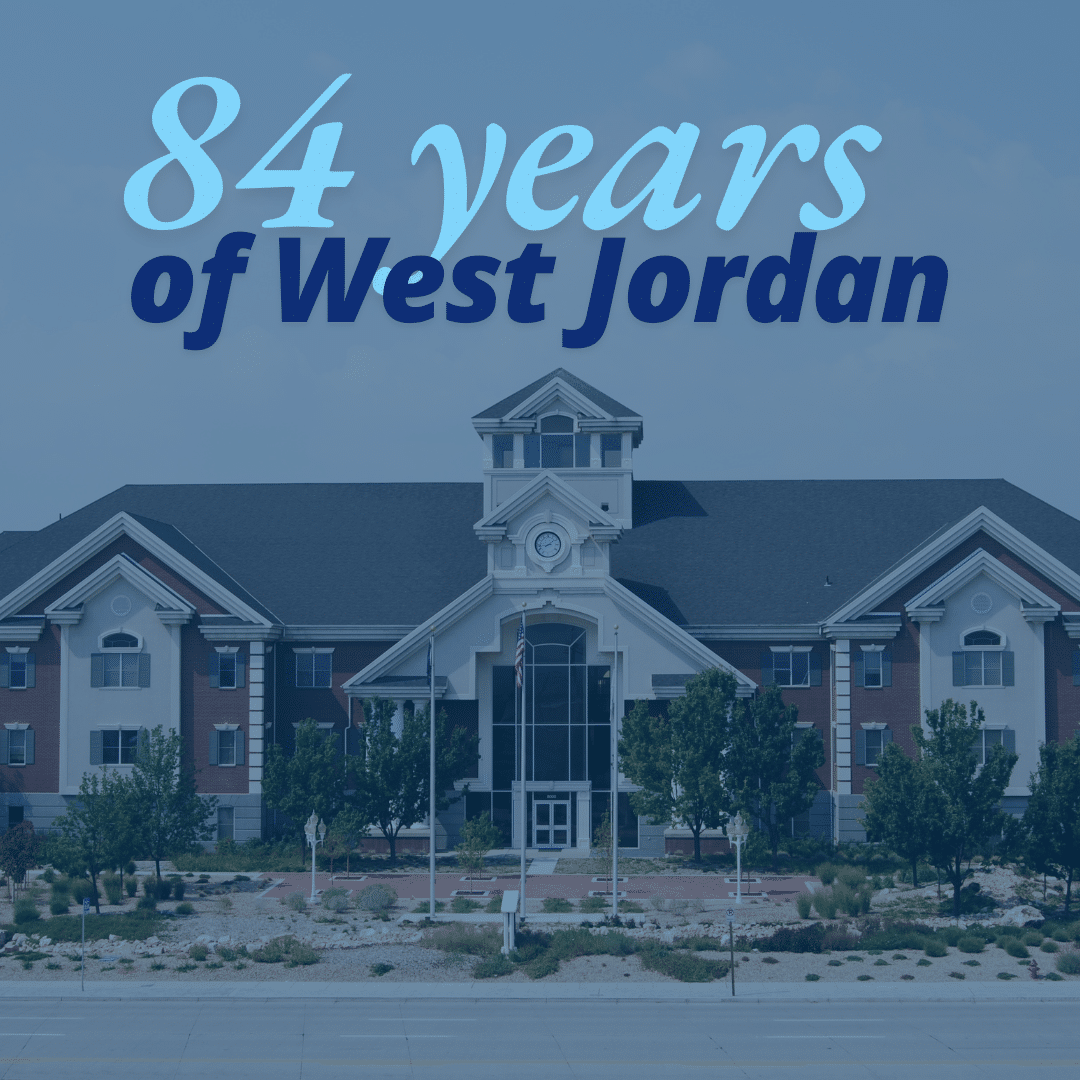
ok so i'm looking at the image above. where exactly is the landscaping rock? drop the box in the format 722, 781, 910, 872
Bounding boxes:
1000, 905, 1044, 928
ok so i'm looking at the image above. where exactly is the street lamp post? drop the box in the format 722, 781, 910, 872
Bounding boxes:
725, 812, 750, 904
304, 811, 326, 903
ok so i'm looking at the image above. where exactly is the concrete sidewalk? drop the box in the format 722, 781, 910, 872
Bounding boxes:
3, 980, 1078, 1003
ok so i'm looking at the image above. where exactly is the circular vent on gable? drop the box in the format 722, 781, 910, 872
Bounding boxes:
111, 595, 132, 617
971, 592, 993, 614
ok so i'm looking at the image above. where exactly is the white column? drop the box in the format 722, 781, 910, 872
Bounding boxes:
248, 641, 265, 794
834, 640, 851, 795
577, 789, 591, 850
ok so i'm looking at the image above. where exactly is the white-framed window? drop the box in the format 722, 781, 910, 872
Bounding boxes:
217, 806, 234, 841
1, 648, 34, 690
2, 725, 33, 767
102, 729, 140, 765
972, 727, 1015, 765
210, 648, 244, 690
791, 723, 822, 751
210, 725, 244, 767
855, 645, 892, 688
492, 433, 514, 469
523, 415, 594, 470
92, 632, 149, 689
763, 646, 821, 687
856, 724, 892, 766
953, 629, 1013, 687
294, 648, 333, 688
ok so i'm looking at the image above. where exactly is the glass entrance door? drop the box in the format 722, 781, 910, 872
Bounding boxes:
534, 799, 570, 848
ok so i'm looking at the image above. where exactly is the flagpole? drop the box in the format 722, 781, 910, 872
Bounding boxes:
518, 604, 527, 920
429, 626, 436, 920
611, 624, 619, 918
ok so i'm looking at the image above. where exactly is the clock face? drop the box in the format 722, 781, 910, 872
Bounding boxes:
534, 531, 562, 559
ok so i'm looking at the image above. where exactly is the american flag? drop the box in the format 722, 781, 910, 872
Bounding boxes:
514, 615, 525, 688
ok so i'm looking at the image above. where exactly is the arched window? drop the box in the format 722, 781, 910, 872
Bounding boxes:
92, 631, 149, 689
954, 628, 1012, 687
964, 630, 1001, 647
102, 632, 139, 649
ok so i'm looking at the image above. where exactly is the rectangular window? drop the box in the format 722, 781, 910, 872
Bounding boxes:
523, 434, 540, 468
856, 726, 892, 766
955, 650, 1013, 687
102, 729, 140, 765
864, 651, 882, 687
7, 806, 23, 828
601, 433, 621, 468
295, 651, 333, 688
217, 806, 234, 841
864, 728, 883, 765
769, 647, 815, 687
7, 730, 25, 766
574, 434, 591, 467
218, 730, 236, 766
218, 654, 237, 689
1, 650, 34, 690
8, 655, 26, 689
93, 652, 149, 688
492, 434, 514, 469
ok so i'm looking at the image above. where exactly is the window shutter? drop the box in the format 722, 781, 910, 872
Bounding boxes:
0, 655, 8, 689
0, 730, 8, 764
137, 727, 149, 762
881, 727, 893, 749
809, 651, 821, 686
90, 730, 103, 766
855, 728, 867, 766
853, 651, 864, 687
209, 730, 219, 766
1001, 651, 1014, 686
138, 653, 151, 688
1073, 650, 1080, 686
760, 651, 774, 686
236, 654, 245, 689
952, 652, 965, 686
1002, 727, 1016, 753
25, 729, 35, 766
209, 652, 220, 689
235, 730, 245, 765
91, 653, 104, 688
881, 649, 892, 687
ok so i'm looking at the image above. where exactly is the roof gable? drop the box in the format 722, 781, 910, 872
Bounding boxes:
473, 368, 640, 421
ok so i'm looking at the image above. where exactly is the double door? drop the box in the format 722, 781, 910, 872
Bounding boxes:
533, 799, 570, 848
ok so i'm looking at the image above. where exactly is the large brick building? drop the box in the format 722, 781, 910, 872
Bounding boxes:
1, 369, 1078, 849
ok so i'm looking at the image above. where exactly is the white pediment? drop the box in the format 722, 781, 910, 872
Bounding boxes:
44, 554, 195, 625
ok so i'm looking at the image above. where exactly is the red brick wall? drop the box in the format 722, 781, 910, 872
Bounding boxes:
1044, 619, 1080, 746
0, 624, 61, 793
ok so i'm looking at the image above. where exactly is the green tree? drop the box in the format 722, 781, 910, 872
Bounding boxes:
726, 685, 825, 871
56, 769, 124, 913
456, 815, 502, 889
861, 740, 941, 888
129, 725, 216, 881
264, 718, 348, 854
592, 807, 612, 861
324, 806, 368, 876
352, 698, 477, 863
619, 668, 738, 863
0, 820, 37, 900
1020, 734, 1080, 915
916, 699, 1017, 918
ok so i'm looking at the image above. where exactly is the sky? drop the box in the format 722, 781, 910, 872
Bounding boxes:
1, 1, 1077, 531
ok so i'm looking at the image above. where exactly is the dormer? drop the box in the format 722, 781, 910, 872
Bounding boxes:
472, 368, 642, 529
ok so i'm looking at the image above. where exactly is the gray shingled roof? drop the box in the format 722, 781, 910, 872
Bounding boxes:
473, 368, 641, 420
1, 479, 1078, 631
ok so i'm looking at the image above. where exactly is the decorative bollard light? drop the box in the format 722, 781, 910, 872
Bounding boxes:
724, 812, 750, 904
304, 811, 327, 903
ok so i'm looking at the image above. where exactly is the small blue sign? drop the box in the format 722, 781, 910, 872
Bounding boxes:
83, 898, 91, 914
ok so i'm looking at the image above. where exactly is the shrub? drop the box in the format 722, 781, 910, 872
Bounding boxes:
13, 898, 39, 924
250, 935, 319, 966
923, 940, 948, 957
1021, 931, 1044, 947
125, 877, 138, 898
1040, 940, 1059, 953
357, 883, 397, 913
579, 896, 607, 913
172, 880, 186, 901
795, 893, 813, 920
957, 936, 984, 954
548, 928, 636, 959
816, 863, 839, 886
542, 897, 573, 913
638, 944, 727, 982
157, 878, 175, 900
69, 880, 98, 905
474, 954, 513, 978
860, 922, 932, 952
321, 888, 351, 914
137, 895, 157, 912
941, 926, 963, 947
756, 924, 826, 954
424, 923, 502, 956
175, 902, 194, 915
1003, 938, 1030, 958
805, 972, 820, 981
837, 866, 867, 889
812, 890, 839, 920
284, 893, 307, 912
370, 962, 394, 976
188, 943, 209, 961
820, 927, 861, 951
1055, 952, 1080, 975
993, 924, 1023, 939
50, 896, 70, 916
450, 897, 482, 913
102, 875, 122, 906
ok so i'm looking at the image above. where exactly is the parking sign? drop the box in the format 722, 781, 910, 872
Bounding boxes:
83, 898, 90, 914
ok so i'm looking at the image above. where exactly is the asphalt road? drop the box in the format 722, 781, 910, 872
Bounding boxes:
0, 998, 1074, 1078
